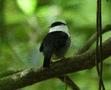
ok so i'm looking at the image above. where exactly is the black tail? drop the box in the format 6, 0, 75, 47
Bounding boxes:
43, 54, 51, 67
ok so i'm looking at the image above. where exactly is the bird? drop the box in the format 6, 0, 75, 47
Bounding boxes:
39, 21, 71, 67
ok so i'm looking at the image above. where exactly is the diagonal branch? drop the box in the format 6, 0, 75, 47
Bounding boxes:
76, 24, 111, 55
58, 75, 80, 90
0, 37, 111, 90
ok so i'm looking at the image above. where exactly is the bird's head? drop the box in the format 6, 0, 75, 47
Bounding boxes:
49, 21, 70, 36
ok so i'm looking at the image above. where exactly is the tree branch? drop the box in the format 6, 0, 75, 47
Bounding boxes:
76, 24, 111, 55
58, 75, 80, 90
0, 37, 111, 90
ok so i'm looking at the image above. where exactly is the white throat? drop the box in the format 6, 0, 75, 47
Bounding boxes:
49, 25, 70, 37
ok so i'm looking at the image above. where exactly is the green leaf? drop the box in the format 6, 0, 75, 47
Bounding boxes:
16, 0, 37, 15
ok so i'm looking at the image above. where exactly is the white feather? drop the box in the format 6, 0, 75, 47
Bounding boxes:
49, 25, 70, 37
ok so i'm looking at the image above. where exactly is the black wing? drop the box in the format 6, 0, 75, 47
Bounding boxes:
39, 41, 43, 52
39, 31, 69, 52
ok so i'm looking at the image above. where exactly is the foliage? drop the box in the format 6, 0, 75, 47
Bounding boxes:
0, 0, 111, 90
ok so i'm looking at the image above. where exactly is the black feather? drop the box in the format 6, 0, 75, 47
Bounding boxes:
50, 21, 66, 28
39, 42, 43, 52
40, 31, 70, 67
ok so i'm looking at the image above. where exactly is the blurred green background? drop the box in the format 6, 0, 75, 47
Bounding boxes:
0, 0, 111, 90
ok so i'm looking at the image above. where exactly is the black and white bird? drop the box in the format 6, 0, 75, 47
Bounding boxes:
39, 21, 71, 67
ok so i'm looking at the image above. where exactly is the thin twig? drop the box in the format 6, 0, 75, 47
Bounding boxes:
76, 25, 111, 55
58, 75, 80, 90
96, 0, 105, 89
